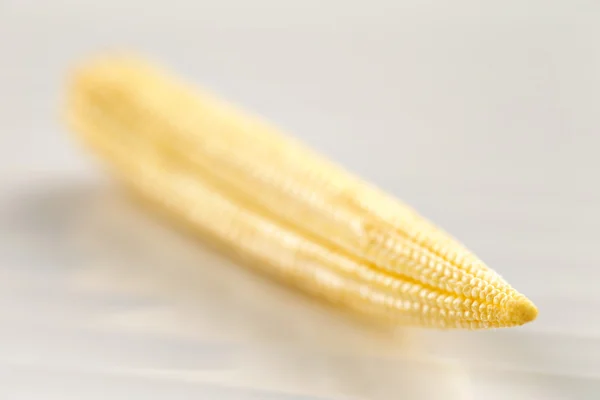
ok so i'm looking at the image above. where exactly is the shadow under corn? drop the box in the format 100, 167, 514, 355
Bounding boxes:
1, 179, 470, 399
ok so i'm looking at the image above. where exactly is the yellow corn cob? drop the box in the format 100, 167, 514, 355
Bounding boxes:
64, 54, 538, 329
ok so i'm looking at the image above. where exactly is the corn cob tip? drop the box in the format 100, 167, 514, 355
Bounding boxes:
507, 296, 538, 326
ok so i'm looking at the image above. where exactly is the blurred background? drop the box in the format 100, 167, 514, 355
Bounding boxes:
1, 1, 599, 399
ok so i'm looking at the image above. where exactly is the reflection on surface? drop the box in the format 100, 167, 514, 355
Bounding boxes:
3, 179, 599, 399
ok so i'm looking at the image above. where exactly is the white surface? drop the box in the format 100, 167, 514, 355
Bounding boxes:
2, 1, 600, 398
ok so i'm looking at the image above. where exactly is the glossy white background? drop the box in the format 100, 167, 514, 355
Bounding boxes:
1, 1, 599, 398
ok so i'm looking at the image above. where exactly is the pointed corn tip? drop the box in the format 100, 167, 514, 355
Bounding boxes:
506, 296, 538, 326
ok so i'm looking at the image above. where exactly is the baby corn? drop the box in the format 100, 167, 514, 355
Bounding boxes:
64, 54, 538, 329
